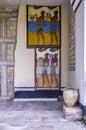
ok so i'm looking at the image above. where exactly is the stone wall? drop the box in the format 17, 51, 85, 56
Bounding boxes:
0, 7, 18, 100
68, 6, 75, 71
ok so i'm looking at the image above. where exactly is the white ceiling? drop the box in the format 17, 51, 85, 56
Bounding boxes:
0, 0, 70, 6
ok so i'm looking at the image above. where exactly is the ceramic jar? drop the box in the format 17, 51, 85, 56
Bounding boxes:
63, 88, 78, 107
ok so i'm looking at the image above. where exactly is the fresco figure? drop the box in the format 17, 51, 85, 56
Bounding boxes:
36, 57, 43, 87
50, 54, 58, 86
42, 53, 50, 87
50, 10, 58, 44
36, 11, 45, 44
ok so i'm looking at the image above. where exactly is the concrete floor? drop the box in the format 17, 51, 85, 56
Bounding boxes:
0, 100, 85, 130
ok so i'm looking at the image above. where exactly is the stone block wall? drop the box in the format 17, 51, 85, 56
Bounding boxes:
68, 6, 75, 71
0, 7, 18, 100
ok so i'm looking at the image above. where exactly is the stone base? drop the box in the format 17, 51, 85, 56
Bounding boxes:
63, 104, 83, 121
0, 96, 11, 101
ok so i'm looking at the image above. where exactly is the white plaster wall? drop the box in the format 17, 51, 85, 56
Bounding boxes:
61, 6, 68, 87
14, 5, 68, 88
14, 6, 35, 87
75, 1, 86, 105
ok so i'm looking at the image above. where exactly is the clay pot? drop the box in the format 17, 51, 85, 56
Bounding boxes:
63, 88, 78, 107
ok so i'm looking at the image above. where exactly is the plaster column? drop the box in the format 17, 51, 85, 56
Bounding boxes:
75, 0, 86, 115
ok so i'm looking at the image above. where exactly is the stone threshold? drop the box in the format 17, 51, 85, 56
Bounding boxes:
14, 98, 58, 102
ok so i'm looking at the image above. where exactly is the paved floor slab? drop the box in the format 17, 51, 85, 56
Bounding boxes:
0, 101, 85, 130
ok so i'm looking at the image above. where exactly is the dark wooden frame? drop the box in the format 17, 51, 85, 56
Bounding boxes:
35, 47, 61, 90
74, 0, 82, 13
27, 6, 61, 48
71, 0, 83, 13
71, 0, 75, 6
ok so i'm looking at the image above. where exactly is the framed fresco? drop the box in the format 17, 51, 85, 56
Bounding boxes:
27, 6, 61, 47
35, 48, 60, 90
